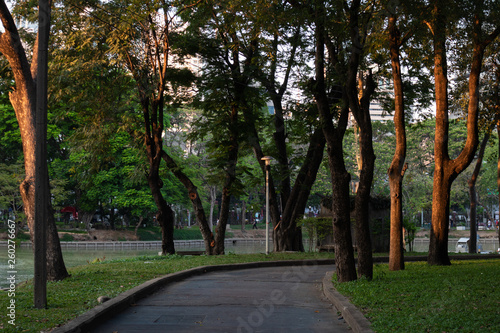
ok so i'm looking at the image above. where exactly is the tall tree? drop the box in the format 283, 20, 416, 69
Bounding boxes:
387, 10, 407, 270
310, 0, 357, 282
188, 0, 265, 254
468, 128, 494, 253
343, 0, 377, 280
62, 0, 212, 254
256, 2, 326, 252
427, 0, 499, 265
0, 0, 68, 280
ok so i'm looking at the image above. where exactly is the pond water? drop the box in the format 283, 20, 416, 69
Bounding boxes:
1, 237, 498, 289
0, 241, 268, 289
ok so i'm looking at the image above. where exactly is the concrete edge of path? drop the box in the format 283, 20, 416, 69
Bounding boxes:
49, 254, 499, 333
322, 271, 373, 333
49, 258, 335, 333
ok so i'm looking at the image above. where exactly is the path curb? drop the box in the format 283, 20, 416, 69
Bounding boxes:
50, 259, 335, 333
49, 255, 499, 332
322, 271, 373, 333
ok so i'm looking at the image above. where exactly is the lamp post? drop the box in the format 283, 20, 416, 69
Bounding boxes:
34, 0, 50, 309
261, 156, 272, 255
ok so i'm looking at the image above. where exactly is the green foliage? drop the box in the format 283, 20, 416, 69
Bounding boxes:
0, 59, 22, 164
403, 218, 417, 252
333, 260, 500, 332
87, 256, 106, 264
0, 162, 24, 212
301, 217, 332, 251
14, 230, 30, 241
136, 227, 162, 241
135, 226, 203, 241
173, 227, 203, 240
60, 233, 75, 242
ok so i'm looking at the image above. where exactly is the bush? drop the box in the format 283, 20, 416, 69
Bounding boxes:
301, 217, 332, 251
60, 233, 74, 242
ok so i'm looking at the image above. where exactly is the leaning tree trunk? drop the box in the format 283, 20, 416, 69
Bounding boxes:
275, 128, 325, 252
387, 14, 407, 271
0, 2, 69, 281
468, 181, 478, 253
468, 130, 492, 253
244, 105, 324, 252
162, 151, 215, 254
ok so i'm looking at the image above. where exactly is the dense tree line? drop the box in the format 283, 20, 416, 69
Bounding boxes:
0, 0, 499, 282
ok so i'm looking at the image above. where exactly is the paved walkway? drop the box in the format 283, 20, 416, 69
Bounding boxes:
91, 264, 351, 332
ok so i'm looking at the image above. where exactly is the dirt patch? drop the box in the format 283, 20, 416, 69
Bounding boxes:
58, 230, 139, 242
229, 228, 267, 239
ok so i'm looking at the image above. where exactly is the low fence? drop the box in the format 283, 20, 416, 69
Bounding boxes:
411, 237, 499, 253
0, 238, 269, 250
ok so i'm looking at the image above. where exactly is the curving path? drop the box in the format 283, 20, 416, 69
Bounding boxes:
91, 263, 351, 332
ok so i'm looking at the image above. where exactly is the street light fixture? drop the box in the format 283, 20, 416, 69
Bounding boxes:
261, 156, 272, 255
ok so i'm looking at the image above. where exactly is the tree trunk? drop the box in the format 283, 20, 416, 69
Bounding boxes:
79, 211, 93, 233
147, 162, 175, 255
429, 174, 453, 265
214, 104, 239, 255
271, 95, 291, 209
328, 142, 357, 282
141, 94, 176, 255
468, 130, 492, 253
353, 123, 375, 279
259, 27, 320, 252
494, 64, 500, 255
261, 28, 303, 215
275, 128, 325, 251
428, 0, 453, 266
387, 14, 407, 271
498, 123, 500, 253
161, 151, 215, 254
313, 1, 356, 282
345, 3, 375, 280
134, 216, 144, 236
240, 200, 247, 232
109, 201, 115, 230
0, 2, 68, 281
468, 182, 478, 253
210, 186, 216, 231
245, 128, 316, 251
428, 0, 494, 265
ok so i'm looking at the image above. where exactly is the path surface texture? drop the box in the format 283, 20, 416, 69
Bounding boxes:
91, 264, 351, 332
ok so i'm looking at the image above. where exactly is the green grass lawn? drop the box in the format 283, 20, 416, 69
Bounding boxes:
0, 252, 331, 332
333, 259, 500, 332
1, 254, 498, 332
